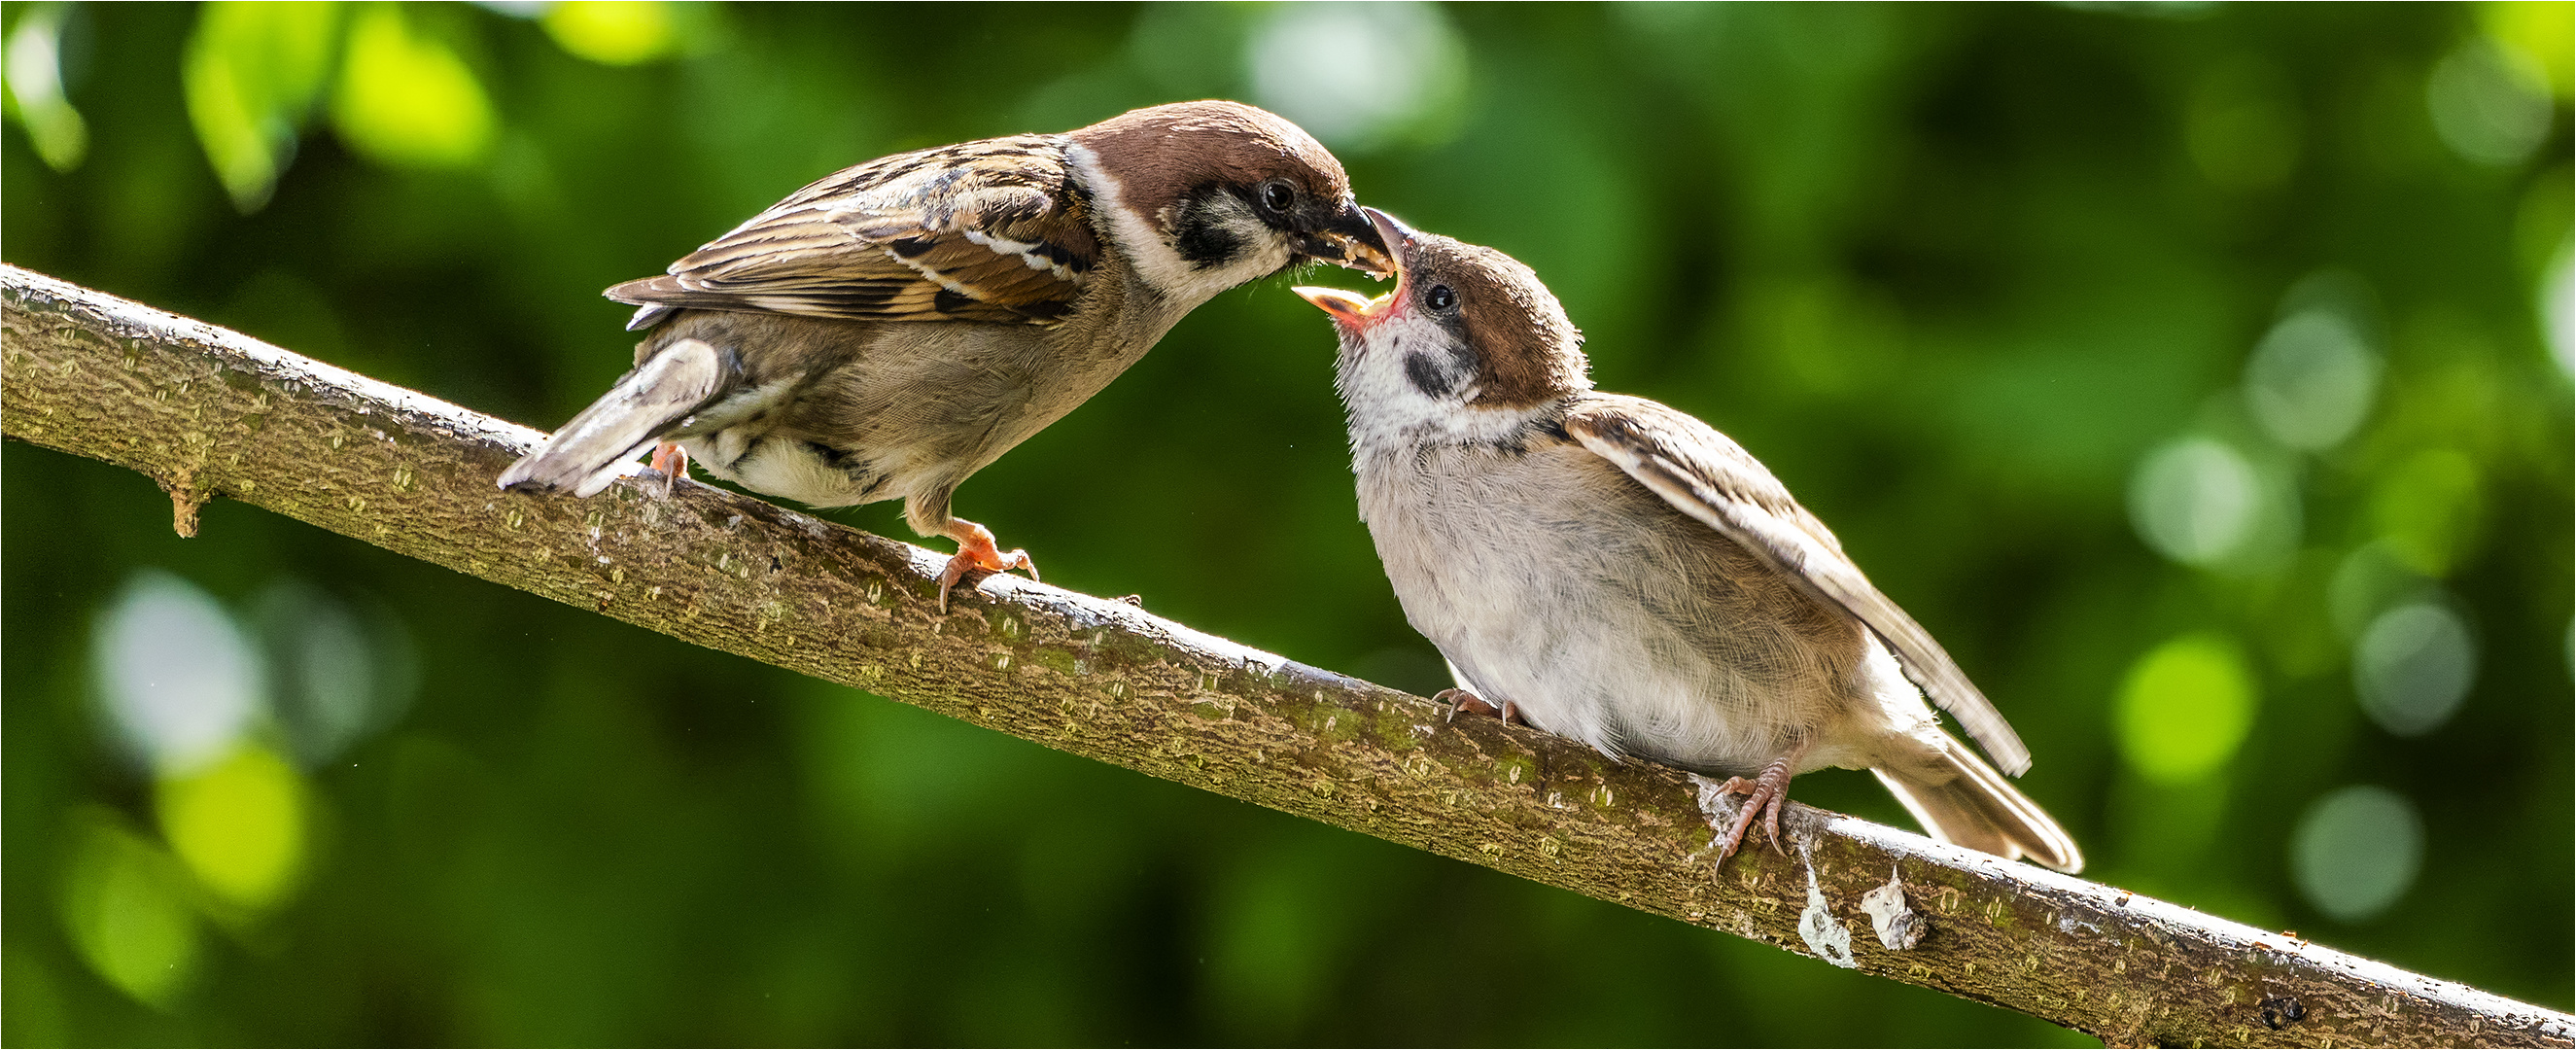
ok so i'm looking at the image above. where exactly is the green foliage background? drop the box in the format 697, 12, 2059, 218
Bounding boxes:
3, 2, 2568, 1044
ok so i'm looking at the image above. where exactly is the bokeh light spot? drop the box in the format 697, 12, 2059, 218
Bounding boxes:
2426, 38, 2552, 167
2542, 235, 2571, 377
257, 579, 414, 766
58, 815, 200, 1008
2353, 602, 2476, 737
92, 570, 263, 775
2243, 309, 2380, 451
2477, 0, 2571, 100
2115, 633, 2257, 785
2128, 438, 2261, 566
332, 5, 496, 169
542, 2, 675, 66
1247, 2, 1462, 152
2290, 785, 2423, 923
158, 744, 310, 911
2369, 447, 2481, 577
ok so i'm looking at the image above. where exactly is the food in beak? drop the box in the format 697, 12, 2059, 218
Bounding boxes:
1299, 226, 1396, 280
1295, 206, 1415, 326
1298, 203, 1421, 321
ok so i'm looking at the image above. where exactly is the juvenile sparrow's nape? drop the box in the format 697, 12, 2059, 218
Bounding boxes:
1296, 210, 2081, 871
499, 100, 1395, 610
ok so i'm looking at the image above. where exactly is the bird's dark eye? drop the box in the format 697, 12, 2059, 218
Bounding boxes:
1260, 182, 1295, 213
1425, 285, 1457, 311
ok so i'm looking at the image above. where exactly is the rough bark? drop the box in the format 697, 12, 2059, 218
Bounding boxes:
2, 263, 2564, 1048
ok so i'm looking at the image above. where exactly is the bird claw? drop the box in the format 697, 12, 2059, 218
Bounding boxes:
1714, 759, 1797, 864
936, 523, 1038, 612
645, 442, 688, 499
1436, 687, 1525, 726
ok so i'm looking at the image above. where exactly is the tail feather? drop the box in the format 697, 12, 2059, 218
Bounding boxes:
499, 338, 726, 496
1874, 736, 2083, 873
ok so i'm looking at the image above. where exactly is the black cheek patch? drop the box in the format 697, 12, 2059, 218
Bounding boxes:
1404, 351, 1456, 398
1175, 219, 1242, 268
1173, 188, 1246, 268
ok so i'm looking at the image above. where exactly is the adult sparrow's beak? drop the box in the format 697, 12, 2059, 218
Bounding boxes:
1294, 198, 1399, 280
1295, 207, 1412, 326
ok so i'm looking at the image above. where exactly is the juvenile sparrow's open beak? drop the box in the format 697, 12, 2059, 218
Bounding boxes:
1294, 285, 1381, 325
1294, 199, 1399, 280
1295, 206, 1413, 327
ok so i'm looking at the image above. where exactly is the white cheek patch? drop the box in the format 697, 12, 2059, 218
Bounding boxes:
1068, 143, 1289, 307
1335, 312, 1538, 450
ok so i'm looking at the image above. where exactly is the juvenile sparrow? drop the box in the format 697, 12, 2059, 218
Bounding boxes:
1295, 212, 2081, 870
500, 100, 1393, 608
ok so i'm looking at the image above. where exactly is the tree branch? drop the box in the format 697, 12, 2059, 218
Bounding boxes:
2, 263, 2563, 1047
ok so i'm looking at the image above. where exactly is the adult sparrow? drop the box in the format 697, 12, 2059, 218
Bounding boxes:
1295, 211, 2080, 870
500, 100, 1393, 608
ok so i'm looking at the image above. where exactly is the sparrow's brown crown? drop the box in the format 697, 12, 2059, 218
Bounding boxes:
1072, 100, 1389, 280
1069, 101, 1349, 224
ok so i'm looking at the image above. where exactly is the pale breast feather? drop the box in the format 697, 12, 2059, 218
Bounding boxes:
606, 135, 1101, 329
1561, 393, 2034, 776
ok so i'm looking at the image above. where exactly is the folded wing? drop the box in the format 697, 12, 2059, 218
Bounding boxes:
1563, 394, 2033, 776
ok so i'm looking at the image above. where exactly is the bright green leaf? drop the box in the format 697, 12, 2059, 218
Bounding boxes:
2481, 0, 2572, 100
3, 4, 89, 171
543, 1, 676, 66
184, 2, 341, 211
331, 4, 494, 169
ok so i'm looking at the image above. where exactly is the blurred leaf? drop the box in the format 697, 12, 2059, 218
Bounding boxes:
2478, 0, 2572, 100
542, 1, 677, 67
2, 3, 88, 171
184, 1, 340, 211
57, 812, 202, 1009
331, 3, 493, 169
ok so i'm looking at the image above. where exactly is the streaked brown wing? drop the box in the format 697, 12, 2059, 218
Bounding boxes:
1563, 394, 2033, 776
607, 134, 1099, 328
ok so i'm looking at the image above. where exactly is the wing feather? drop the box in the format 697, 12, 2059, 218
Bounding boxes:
606, 134, 1099, 329
1562, 394, 2033, 775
